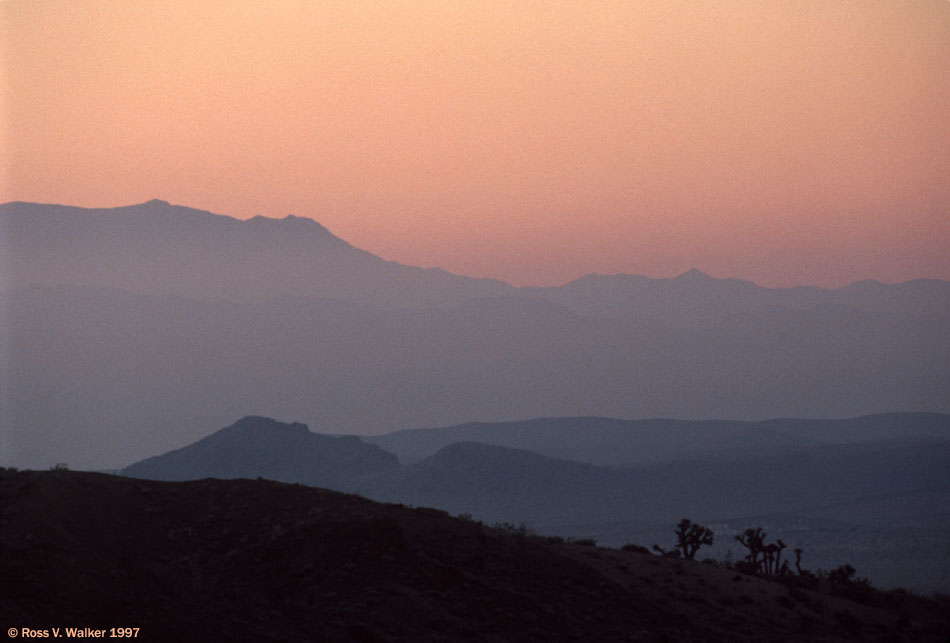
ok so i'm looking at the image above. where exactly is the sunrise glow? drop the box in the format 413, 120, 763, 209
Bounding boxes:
3, 0, 948, 286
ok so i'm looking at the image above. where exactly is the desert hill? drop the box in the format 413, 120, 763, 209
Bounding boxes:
121, 415, 950, 592
122, 416, 398, 490
3, 468, 949, 642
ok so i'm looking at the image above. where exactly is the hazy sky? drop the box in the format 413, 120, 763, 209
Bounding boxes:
3, 1, 948, 287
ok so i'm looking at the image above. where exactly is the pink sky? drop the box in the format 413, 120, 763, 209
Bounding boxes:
3, 0, 949, 287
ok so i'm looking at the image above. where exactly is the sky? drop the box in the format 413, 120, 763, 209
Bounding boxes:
2, 0, 949, 288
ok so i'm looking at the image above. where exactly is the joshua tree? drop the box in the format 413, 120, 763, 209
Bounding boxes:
761, 539, 787, 576
735, 528, 793, 577
735, 527, 766, 574
674, 518, 714, 560
774, 539, 787, 574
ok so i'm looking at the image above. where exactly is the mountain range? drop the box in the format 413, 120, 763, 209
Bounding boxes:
2, 200, 948, 471
0, 199, 511, 307
363, 413, 950, 465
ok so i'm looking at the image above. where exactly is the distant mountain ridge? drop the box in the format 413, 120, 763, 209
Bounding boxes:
365, 413, 950, 466
525, 271, 950, 322
2, 199, 949, 470
5, 199, 949, 310
0, 199, 513, 307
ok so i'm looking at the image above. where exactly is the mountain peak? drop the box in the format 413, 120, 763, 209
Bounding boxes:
223, 415, 310, 435
246, 213, 332, 232
121, 416, 398, 485
674, 268, 711, 281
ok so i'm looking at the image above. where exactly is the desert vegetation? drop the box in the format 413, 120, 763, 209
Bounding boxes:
644, 518, 888, 602
733, 526, 789, 577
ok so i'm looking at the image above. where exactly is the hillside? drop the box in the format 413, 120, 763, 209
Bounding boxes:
355, 438, 950, 592
121, 415, 950, 592
3, 469, 949, 642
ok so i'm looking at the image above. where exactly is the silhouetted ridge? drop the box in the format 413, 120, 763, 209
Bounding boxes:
0, 199, 516, 307
122, 416, 398, 489
215, 415, 310, 437
9, 470, 950, 641
422, 440, 597, 472
247, 212, 331, 229
673, 267, 712, 281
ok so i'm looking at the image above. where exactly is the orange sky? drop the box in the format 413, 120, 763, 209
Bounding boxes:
3, 0, 949, 287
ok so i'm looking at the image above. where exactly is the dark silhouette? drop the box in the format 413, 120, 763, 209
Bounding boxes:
674, 518, 714, 560
651, 544, 681, 558
118, 416, 950, 592
735, 530, 795, 578
829, 564, 858, 584
652, 518, 713, 559
735, 527, 767, 575
762, 539, 787, 576
6, 468, 950, 641
122, 416, 398, 490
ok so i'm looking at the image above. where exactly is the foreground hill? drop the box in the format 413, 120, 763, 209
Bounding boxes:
3, 469, 949, 642
122, 415, 950, 591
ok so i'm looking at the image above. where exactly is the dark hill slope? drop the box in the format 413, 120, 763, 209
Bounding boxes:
3, 469, 950, 642
121, 416, 950, 590
122, 416, 397, 490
